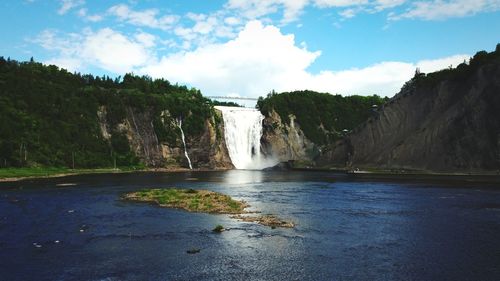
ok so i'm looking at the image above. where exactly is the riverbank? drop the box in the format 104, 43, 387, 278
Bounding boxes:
0, 166, 234, 182
0, 167, 142, 182
2, 166, 499, 185
293, 166, 500, 185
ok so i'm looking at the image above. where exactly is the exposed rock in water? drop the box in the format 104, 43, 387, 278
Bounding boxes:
186, 248, 201, 254
262, 161, 294, 171
320, 57, 500, 173
231, 214, 295, 228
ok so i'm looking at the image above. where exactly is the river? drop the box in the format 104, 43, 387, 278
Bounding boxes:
0, 171, 499, 280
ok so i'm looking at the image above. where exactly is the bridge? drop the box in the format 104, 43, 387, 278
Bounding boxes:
207, 96, 259, 101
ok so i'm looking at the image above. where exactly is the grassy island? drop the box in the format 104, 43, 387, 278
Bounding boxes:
123, 188, 249, 214
123, 188, 294, 228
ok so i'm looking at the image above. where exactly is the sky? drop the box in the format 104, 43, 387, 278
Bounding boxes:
1, 0, 499, 101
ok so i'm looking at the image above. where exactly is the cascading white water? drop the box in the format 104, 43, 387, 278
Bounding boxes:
215, 106, 276, 170
174, 118, 193, 170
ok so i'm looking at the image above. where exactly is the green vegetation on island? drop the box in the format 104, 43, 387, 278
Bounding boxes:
212, 224, 225, 232
124, 188, 295, 228
123, 188, 249, 214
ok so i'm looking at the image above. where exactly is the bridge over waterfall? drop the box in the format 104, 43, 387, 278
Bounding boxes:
206, 96, 258, 101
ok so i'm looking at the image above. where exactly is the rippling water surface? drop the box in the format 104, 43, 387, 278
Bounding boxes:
1, 171, 499, 280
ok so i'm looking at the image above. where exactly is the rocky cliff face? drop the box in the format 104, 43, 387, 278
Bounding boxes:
187, 111, 234, 169
97, 107, 233, 169
321, 61, 500, 172
261, 109, 317, 164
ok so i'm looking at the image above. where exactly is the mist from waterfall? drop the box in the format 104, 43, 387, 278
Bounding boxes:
215, 106, 277, 170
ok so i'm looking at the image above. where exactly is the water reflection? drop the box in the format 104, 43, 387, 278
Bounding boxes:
222, 170, 263, 184
0, 171, 499, 280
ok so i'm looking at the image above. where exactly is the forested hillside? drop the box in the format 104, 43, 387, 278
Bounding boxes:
257, 90, 388, 145
0, 57, 214, 168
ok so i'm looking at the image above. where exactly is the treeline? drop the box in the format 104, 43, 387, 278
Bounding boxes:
405, 44, 500, 90
257, 90, 388, 145
0, 57, 213, 168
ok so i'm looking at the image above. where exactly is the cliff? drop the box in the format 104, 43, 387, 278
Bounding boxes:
321, 50, 500, 173
257, 91, 387, 166
261, 109, 317, 164
98, 106, 233, 169
0, 57, 235, 169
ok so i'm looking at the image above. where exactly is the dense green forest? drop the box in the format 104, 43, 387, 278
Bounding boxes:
257, 91, 388, 145
0, 57, 213, 168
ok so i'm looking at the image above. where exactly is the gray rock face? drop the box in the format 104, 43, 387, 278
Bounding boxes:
187, 117, 234, 169
122, 108, 164, 167
322, 62, 500, 172
261, 109, 316, 164
97, 107, 233, 169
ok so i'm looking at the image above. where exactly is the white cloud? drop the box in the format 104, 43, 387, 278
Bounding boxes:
225, 0, 498, 22
226, 0, 309, 23
45, 57, 83, 71
224, 16, 241, 25
141, 21, 320, 96
35, 28, 155, 73
80, 28, 153, 73
314, 0, 369, 8
170, 11, 241, 50
307, 54, 469, 96
35, 21, 470, 99
339, 8, 357, 18
225, 0, 407, 22
58, 0, 84, 15
77, 8, 103, 22
416, 54, 469, 71
374, 0, 406, 10
192, 16, 218, 34
139, 20, 469, 99
134, 32, 156, 48
107, 4, 179, 30
390, 0, 500, 20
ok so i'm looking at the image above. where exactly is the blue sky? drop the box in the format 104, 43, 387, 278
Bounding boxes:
1, 0, 499, 99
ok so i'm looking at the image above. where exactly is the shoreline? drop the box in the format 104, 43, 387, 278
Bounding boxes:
0, 168, 135, 182
292, 167, 500, 185
0, 167, 231, 183
1, 166, 499, 185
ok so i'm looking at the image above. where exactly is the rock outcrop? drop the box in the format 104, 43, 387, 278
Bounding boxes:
261, 109, 317, 164
321, 59, 500, 173
97, 107, 233, 169
186, 114, 234, 169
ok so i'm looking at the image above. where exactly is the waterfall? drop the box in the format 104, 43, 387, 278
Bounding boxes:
174, 118, 193, 170
215, 106, 275, 170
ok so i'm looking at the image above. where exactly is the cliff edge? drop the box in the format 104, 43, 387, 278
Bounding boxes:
321, 48, 500, 173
